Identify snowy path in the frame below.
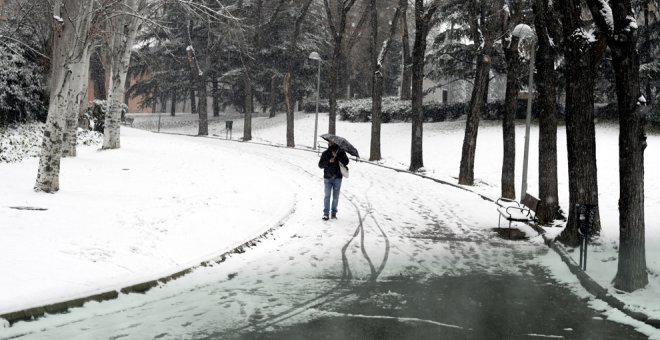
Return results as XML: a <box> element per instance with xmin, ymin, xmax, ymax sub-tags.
<box><xmin>2</xmin><ymin>137</ymin><xmax>647</xmax><ymax>340</ymax></box>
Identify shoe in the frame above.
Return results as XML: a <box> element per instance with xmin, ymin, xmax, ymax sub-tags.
<box><xmin>322</xmin><ymin>215</ymin><xmax>329</xmax><ymax>221</ymax></box>
<box><xmin>331</xmin><ymin>214</ymin><xmax>337</xmax><ymax>219</ymax></box>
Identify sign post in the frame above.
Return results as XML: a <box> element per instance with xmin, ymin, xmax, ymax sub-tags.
<box><xmin>576</xmin><ymin>203</ymin><xmax>597</xmax><ymax>271</ymax></box>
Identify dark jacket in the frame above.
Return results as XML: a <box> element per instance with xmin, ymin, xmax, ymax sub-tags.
<box><xmin>318</xmin><ymin>148</ymin><xmax>349</xmax><ymax>179</ymax></box>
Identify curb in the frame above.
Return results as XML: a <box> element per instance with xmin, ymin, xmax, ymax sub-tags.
<box><xmin>542</xmin><ymin>235</ymin><xmax>660</xmax><ymax>329</ymax></box>
<box><xmin>0</xmin><ymin>201</ymin><xmax>297</xmax><ymax>326</ymax></box>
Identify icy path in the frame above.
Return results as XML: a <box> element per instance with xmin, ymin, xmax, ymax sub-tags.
<box><xmin>3</xmin><ymin>138</ymin><xmax>647</xmax><ymax>340</ymax></box>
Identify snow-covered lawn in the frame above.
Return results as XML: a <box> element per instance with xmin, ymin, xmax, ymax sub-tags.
<box><xmin>0</xmin><ymin>127</ymin><xmax>299</xmax><ymax>316</ymax></box>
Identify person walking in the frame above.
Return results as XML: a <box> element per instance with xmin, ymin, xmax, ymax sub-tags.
<box><xmin>318</xmin><ymin>142</ymin><xmax>349</xmax><ymax>220</ymax></box>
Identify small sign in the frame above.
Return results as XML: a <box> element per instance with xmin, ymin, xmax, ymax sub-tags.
<box><xmin>576</xmin><ymin>204</ymin><xmax>597</xmax><ymax>236</ymax></box>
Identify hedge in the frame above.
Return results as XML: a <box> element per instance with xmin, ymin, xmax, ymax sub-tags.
<box><xmin>333</xmin><ymin>97</ymin><xmax>560</xmax><ymax>123</ymax></box>
<box><xmin>304</xmin><ymin>96</ymin><xmax>659</xmax><ymax>126</ymax></box>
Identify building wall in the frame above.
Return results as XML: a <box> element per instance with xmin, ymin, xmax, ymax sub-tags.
<box><xmin>86</xmin><ymin>71</ymin><xmax>152</xmax><ymax>113</ymax></box>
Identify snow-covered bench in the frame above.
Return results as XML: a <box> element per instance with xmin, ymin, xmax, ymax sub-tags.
<box><xmin>121</xmin><ymin>116</ymin><xmax>134</xmax><ymax>127</ymax></box>
<box><xmin>497</xmin><ymin>193</ymin><xmax>540</xmax><ymax>231</ymax></box>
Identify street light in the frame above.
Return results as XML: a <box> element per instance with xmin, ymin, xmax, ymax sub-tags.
<box><xmin>309</xmin><ymin>51</ymin><xmax>321</xmax><ymax>150</ymax></box>
<box><xmin>512</xmin><ymin>24</ymin><xmax>536</xmax><ymax>199</ymax></box>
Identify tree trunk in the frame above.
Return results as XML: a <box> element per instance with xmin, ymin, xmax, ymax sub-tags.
<box><xmin>459</xmin><ymin>53</ymin><xmax>492</xmax><ymax>184</ymax></box>
<box><xmin>371</xmin><ymin>74</ymin><xmax>383</xmax><ymax>161</ymax></box>
<box><xmin>197</xmin><ymin>81</ymin><xmax>208</xmax><ymax>135</ymax></box>
<box><xmin>151</xmin><ymin>95</ymin><xmax>156</xmax><ymax>114</ymax></box>
<box><xmin>409</xmin><ymin>0</ymin><xmax>437</xmax><ymax>172</ymax></box>
<box><xmin>284</xmin><ymin>72</ymin><xmax>294</xmax><ymax>147</ymax></box>
<box><xmin>90</xmin><ymin>49</ymin><xmax>106</xmax><ymax>100</ymax></box>
<box><xmin>170</xmin><ymin>91</ymin><xmax>176</xmax><ymax>116</ymax></box>
<box><xmin>399</xmin><ymin>0</ymin><xmax>412</xmax><ymax>101</ymax></box>
<box><xmin>643</xmin><ymin>7</ymin><xmax>653</xmax><ymax>107</ymax></box>
<box><xmin>323</xmin><ymin>0</ymin><xmax>358</xmax><ymax>136</ymax></box>
<box><xmin>281</xmin><ymin>0</ymin><xmax>313</xmax><ymax>147</ymax></box>
<box><xmin>124</xmin><ymin>79</ymin><xmax>130</xmax><ymax>106</ymax></box>
<box><xmin>284</xmin><ymin>71</ymin><xmax>294</xmax><ymax>146</ymax></box>
<box><xmin>534</xmin><ymin>0</ymin><xmax>560</xmax><ymax>223</ymax></box>
<box><xmin>269</xmin><ymin>75</ymin><xmax>277</xmax><ymax>118</ymax></box>
<box><xmin>372</xmin><ymin>3</ymin><xmax>403</xmax><ymax>162</ymax></box>
<box><xmin>189</xmin><ymin>89</ymin><xmax>197</xmax><ymax>114</ymax></box>
<box><xmin>103</xmin><ymin>0</ymin><xmax>142</xmax><ymax>150</ymax></box>
<box><xmin>557</xmin><ymin>0</ymin><xmax>604</xmax><ymax>246</ymax></box>
<box><xmin>35</xmin><ymin>0</ymin><xmax>95</xmax><ymax>193</ymax></box>
<box><xmin>63</xmin><ymin>57</ymin><xmax>90</xmax><ymax>158</ymax></box>
<box><xmin>160</xmin><ymin>94</ymin><xmax>167</xmax><ymax>112</ymax></box>
<box><xmin>500</xmin><ymin>36</ymin><xmax>521</xmax><ymax>199</ymax></box>
<box><xmin>212</xmin><ymin>77</ymin><xmax>220</xmax><ymax>117</ymax></box>
<box><xmin>243</xmin><ymin>71</ymin><xmax>253</xmax><ymax>141</ymax></box>
<box><xmin>328</xmin><ymin>43</ymin><xmax>341</xmax><ymax>135</ymax></box>
<box><xmin>607</xmin><ymin>0</ymin><xmax>648</xmax><ymax>292</ymax></box>
<box><xmin>458</xmin><ymin>0</ymin><xmax>501</xmax><ymax>185</ymax></box>
<box><xmin>369</xmin><ymin>0</ymin><xmax>380</xmax><ymax>161</ymax></box>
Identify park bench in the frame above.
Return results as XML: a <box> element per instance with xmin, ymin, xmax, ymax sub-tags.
<box><xmin>121</xmin><ymin>116</ymin><xmax>134</xmax><ymax>127</ymax></box>
<box><xmin>497</xmin><ymin>193</ymin><xmax>540</xmax><ymax>232</ymax></box>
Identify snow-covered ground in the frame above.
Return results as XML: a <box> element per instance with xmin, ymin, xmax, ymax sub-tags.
<box><xmin>0</xmin><ymin>111</ymin><xmax>658</xmax><ymax>336</ymax></box>
<box><xmin>0</xmin><ymin>127</ymin><xmax>298</xmax><ymax>316</ymax></box>
<box><xmin>136</xmin><ymin>111</ymin><xmax>660</xmax><ymax>322</ymax></box>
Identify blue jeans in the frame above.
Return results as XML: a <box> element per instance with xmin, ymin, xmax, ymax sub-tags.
<box><xmin>324</xmin><ymin>178</ymin><xmax>342</xmax><ymax>215</ymax></box>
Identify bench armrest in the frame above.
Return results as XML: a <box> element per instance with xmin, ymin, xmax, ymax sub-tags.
<box><xmin>505</xmin><ymin>206</ymin><xmax>532</xmax><ymax>216</ymax></box>
<box><xmin>497</xmin><ymin>197</ymin><xmax>520</xmax><ymax>208</ymax></box>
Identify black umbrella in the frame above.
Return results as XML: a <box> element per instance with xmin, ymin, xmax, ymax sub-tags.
<box><xmin>321</xmin><ymin>133</ymin><xmax>360</xmax><ymax>158</ymax></box>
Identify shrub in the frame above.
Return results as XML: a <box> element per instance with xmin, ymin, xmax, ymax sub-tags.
<box><xmin>84</xmin><ymin>100</ymin><xmax>128</xmax><ymax>132</ymax></box>
<box><xmin>337</xmin><ymin>97</ymin><xmax>518</xmax><ymax>123</ymax></box>
<box><xmin>594</xmin><ymin>103</ymin><xmax>619</xmax><ymax>120</ymax></box>
<box><xmin>650</xmin><ymin>95</ymin><xmax>660</xmax><ymax>127</ymax></box>
<box><xmin>0</xmin><ymin>44</ymin><xmax>48</xmax><ymax>127</ymax></box>
<box><xmin>0</xmin><ymin>122</ymin><xmax>102</xmax><ymax>163</ymax></box>
<box><xmin>302</xmin><ymin>100</ymin><xmax>329</xmax><ymax>113</ymax></box>
<box><xmin>321</xmin><ymin>96</ymin><xmax>567</xmax><ymax>123</ymax></box>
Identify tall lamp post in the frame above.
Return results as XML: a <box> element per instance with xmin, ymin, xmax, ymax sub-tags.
<box><xmin>513</xmin><ymin>24</ymin><xmax>536</xmax><ymax>199</ymax></box>
<box><xmin>309</xmin><ymin>51</ymin><xmax>322</xmax><ymax>150</ymax></box>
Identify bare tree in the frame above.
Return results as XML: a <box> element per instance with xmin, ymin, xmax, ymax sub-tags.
<box><xmin>324</xmin><ymin>0</ymin><xmax>359</xmax><ymax>135</ymax></box>
<box><xmin>458</xmin><ymin>0</ymin><xmax>506</xmax><ymax>185</ymax></box>
<box><xmin>283</xmin><ymin>0</ymin><xmax>314</xmax><ymax>148</ymax></box>
<box><xmin>185</xmin><ymin>16</ymin><xmax>209</xmax><ymax>136</ymax></box>
<box><xmin>399</xmin><ymin>0</ymin><xmax>412</xmax><ymax>100</ymax></box>
<box><xmin>35</xmin><ymin>0</ymin><xmax>96</xmax><ymax>192</ymax></box>
<box><xmin>369</xmin><ymin>0</ymin><xmax>403</xmax><ymax>161</ymax></box>
<box><xmin>103</xmin><ymin>0</ymin><xmax>146</xmax><ymax>149</ymax></box>
<box><xmin>62</xmin><ymin>51</ymin><xmax>90</xmax><ymax>157</ymax></box>
<box><xmin>409</xmin><ymin>0</ymin><xmax>438</xmax><ymax>172</ymax></box>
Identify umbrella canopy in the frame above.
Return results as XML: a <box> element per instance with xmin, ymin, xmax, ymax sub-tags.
<box><xmin>321</xmin><ymin>134</ymin><xmax>359</xmax><ymax>158</ymax></box>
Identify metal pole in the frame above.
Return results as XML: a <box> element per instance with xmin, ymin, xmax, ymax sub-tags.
<box><xmin>521</xmin><ymin>40</ymin><xmax>536</xmax><ymax>199</ymax></box>
<box><xmin>157</xmin><ymin>111</ymin><xmax>161</xmax><ymax>133</ymax></box>
<box><xmin>584</xmin><ymin>238</ymin><xmax>588</xmax><ymax>271</ymax></box>
<box><xmin>313</xmin><ymin>59</ymin><xmax>321</xmax><ymax>150</ymax></box>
